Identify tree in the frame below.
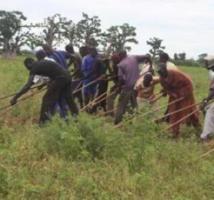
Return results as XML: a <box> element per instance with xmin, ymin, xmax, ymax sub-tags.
<box><xmin>197</xmin><ymin>53</ymin><xmax>207</xmax><ymax>65</ymax></box>
<box><xmin>10</xmin><ymin>29</ymin><xmax>32</xmax><ymax>54</ymax></box>
<box><xmin>198</xmin><ymin>53</ymin><xmax>207</xmax><ymax>61</ymax></box>
<box><xmin>101</xmin><ymin>23</ymin><xmax>138</xmax><ymax>54</ymax></box>
<box><xmin>40</xmin><ymin>14</ymin><xmax>71</xmax><ymax>47</ymax></box>
<box><xmin>146</xmin><ymin>37</ymin><xmax>165</xmax><ymax>60</ymax></box>
<box><xmin>178</xmin><ymin>53</ymin><xmax>186</xmax><ymax>61</ymax></box>
<box><xmin>75</xmin><ymin>13</ymin><xmax>102</xmax><ymax>47</ymax></box>
<box><xmin>173</xmin><ymin>52</ymin><xmax>186</xmax><ymax>61</ymax></box>
<box><xmin>61</xmin><ymin>20</ymin><xmax>78</xmax><ymax>46</ymax></box>
<box><xmin>0</xmin><ymin>10</ymin><xmax>27</xmax><ymax>55</ymax></box>
<box><xmin>25</xmin><ymin>33</ymin><xmax>43</xmax><ymax>51</ymax></box>
<box><xmin>174</xmin><ymin>53</ymin><xmax>178</xmax><ymax>60</ymax></box>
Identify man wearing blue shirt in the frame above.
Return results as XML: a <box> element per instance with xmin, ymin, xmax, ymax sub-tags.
<box><xmin>42</xmin><ymin>44</ymin><xmax>71</xmax><ymax>70</ymax></box>
<box><xmin>81</xmin><ymin>48</ymin><xmax>99</xmax><ymax>111</ymax></box>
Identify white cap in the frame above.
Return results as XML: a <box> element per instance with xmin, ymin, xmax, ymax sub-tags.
<box><xmin>204</xmin><ymin>55</ymin><xmax>214</xmax><ymax>69</ymax></box>
<box><xmin>204</xmin><ymin>55</ymin><xmax>214</xmax><ymax>61</ymax></box>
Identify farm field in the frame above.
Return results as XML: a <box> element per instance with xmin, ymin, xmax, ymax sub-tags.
<box><xmin>0</xmin><ymin>57</ymin><xmax>213</xmax><ymax>200</ymax></box>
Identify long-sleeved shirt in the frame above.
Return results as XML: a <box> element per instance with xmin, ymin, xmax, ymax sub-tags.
<box><xmin>117</xmin><ymin>56</ymin><xmax>140</xmax><ymax>89</ymax></box>
<box><xmin>48</xmin><ymin>50</ymin><xmax>71</xmax><ymax>69</ymax></box>
<box><xmin>210</xmin><ymin>80</ymin><xmax>214</xmax><ymax>90</ymax></box>
<box><xmin>81</xmin><ymin>55</ymin><xmax>97</xmax><ymax>83</ymax></box>
<box><xmin>13</xmin><ymin>60</ymin><xmax>70</xmax><ymax>101</ymax></box>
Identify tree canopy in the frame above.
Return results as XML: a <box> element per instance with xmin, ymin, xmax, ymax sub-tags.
<box><xmin>0</xmin><ymin>10</ymin><xmax>27</xmax><ymax>55</ymax></box>
<box><xmin>101</xmin><ymin>23</ymin><xmax>138</xmax><ymax>54</ymax></box>
<box><xmin>0</xmin><ymin>10</ymin><xmax>140</xmax><ymax>56</ymax></box>
<box><xmin>146</xmin><ymin>37</ymin><xmax>165</xmax><ymax>60</ymax></box>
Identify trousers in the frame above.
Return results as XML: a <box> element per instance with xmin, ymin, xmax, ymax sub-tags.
<box><xmin>114</xmin><ymin>88</ymin><xmax>137</xmax><ymax>124</ymax></box>
<box><xmin>201</xmin><ymin>102</ymin><xmax>214</xmax><ymax>139</ymax></box>
<box><xmin>39</xmin><ymin>77</ymin><xmax>78</xmax><ymax>124</ymax></box>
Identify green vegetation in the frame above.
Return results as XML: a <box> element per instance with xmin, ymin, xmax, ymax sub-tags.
<box><xmin>0</xmin><ymin>57</ymin><xmax>213</xmax><ymax>199</ymax></box>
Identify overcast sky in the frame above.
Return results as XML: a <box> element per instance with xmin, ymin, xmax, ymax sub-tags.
<box><xmin>1</xmin><ymin>0</ymin><xmax>214</xmax><ymax>58</ymax></box>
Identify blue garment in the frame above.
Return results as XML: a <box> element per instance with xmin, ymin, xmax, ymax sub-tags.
<box><xmin>81</xmin><ymin>55</ymin><xmax>97</xmax><ymax>96</ymax></box>
<box><xmin>48</xmin><ymin>50</ymin><xmax>71</xmax><ymax>69</ymax></box>
<box><xmin>47</xmin><ymin>50</ymin><xmax>71</xmax><ymax>118</ymax></box>
<box><xmin>81</xmin><ymin>55</ymin><xmax>96</xmax><ymax>80</ymax></box>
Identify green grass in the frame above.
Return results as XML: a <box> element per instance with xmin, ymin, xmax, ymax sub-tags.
<box><xmin>0</xmin><ymin>58</ymin><xmax>213</xmax><ymax>200</ymax></box>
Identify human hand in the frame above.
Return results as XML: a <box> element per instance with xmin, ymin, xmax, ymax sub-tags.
<box><xmin>10</xmin><ymin>97</ymin><xmax>17</xmax><ymax>105</ymax></box>
<box><xmin>200</xmin><ymin>99</ymin><xmax>208</xmax><ymax>111</ymax></box>
<box><xmin>161</xmin><ymin>89</ymin><xmax>167</xmax><ymax>97</ymax></box>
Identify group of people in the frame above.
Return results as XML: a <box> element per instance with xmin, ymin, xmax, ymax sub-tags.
<box><xmin>9</xmin><ymin>44</ymin><xmax>214</xmax><ymax>141</ymax></box>
<box><xmin>10</xmin><ymin>45</ymin><xmax>110</xmax><ymax>123</ymax></box>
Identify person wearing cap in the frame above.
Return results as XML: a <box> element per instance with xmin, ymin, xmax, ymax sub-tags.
<box><xmin>200</xmin><ymin>55</ymin><xmax>214</xmax><ymax>141</ymax></box>
<box><xmin>157</xmin><ymin>63</ymin><xmax>200</xmax><ymax>137</ymax></box>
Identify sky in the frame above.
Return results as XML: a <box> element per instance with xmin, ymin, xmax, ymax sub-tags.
<box><xmin>1</xmin><ymin>0</ymin><xmax>214</xmax><ymax>58</ymax></box>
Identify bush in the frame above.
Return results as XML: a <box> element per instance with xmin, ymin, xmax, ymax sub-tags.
<box><xmin>38</xmin><ymin>117</ymin><xmax>88</xmax><ymax>160</ymax></box>
<box><xmin>38</xmin><ymin>114</ymin><xmax>126</xmax><ymax>161</ymax></box>
<box><xmin>0</xmin><ymin>168</ymin><xmax>8</xmax><ymax>198</ymax></box>
<box><xmin>173</xmin><ymin>59</ymin><xmax>200</xmax><ymax>67</ymax></box>
<box><xmin>74</xmin><ymin>176</ymin><xmax>100</xmax><ymax>199</ymax></box>
<box><xmin>0</xmin><ymin>56</ymin><xmax>213</xmax><ymax>199</ymax></box>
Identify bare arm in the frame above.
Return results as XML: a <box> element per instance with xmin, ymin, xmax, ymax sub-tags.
<box><xmin>205</xmin><ymin>88</ymin><xmax>214</xmax><ymax>102</ymax></box>
<box><xmin>152</xmin><ymin>76</ymin><xmax>160</xmax><ymax>85</ymax></box>
<box><xmin>200</xmin><ymin>88</ymin><xmax>214</xmax><ymax>110</ymax></box>
<box><xmin>10</xmin><ymin>75</ymin><xmax>34</xmax><ymax>105</ymax></box>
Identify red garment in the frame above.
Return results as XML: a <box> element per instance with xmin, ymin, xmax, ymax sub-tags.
<box><xmin>160</xmin><ymin>69</ymin><xmax>199</xmax><ymax>136</ymax></box>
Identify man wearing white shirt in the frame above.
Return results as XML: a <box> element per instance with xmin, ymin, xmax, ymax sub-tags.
<box><xmin>200</xmin><ymin>55</ymin><xmax>214</xmax><ymax>141</ymax></box>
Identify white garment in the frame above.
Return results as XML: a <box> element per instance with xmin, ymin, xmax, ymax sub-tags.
<box><xmin>154</xmin><ymin>61</ymin><xmax>178</xmax><ymax>72</ymax></box>
<box><xmin>204</xmin><ymin>55</ymin><xmax>214</xmax><ymax>69</ymax></box>
<box><xmin>44</xmin><ymin>57</ymin><xmax>56</xmax><ymax>62</ymax></box>
<box><xmin>140</xmin><ymin>63</ymin><xmax>151</xmax><ymax>76</ymax></box>
<box><xmin>135</xmin><ymin>75</ymin><xmax>145</xmax><ymax>90</ymax></box>
<box><xmin>200</xmin><ymin>102</ymin><xmax>214</xmax><ymax>139</ymax></box>
<box><xmin>33</xmin><ymin>75</ymin><xmax>50</xmax><ymax>84</ymax></box>
<box><xmin>135</xmin><ymin>63</ymin><xmax>152</xmax><ymax>90</ymax></box>
<box><xmin>208</xmin><ymin>70</ymin><xmax>214</xmax><ymax>81</ymax></box>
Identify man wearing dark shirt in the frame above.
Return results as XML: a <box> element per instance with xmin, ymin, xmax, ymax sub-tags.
<box><xmin>42</xmin><ymin>44</ymin><xmax>73</xmax><ymax>118</ymax></box>
<box><xmin>65</xmin><ymin>44</ymin><xmax>84</xmax><ymax>108</ymax></box>
<box><xmin>10</xmin><ymin>58</ymin><xmax>78</xmax><ymax>124</ymax></box>
<box><xmin>93</xmin><ymin>57</ymin><xmax>109</xmax><ymax>112</ymax></box>
<box><xmin>106</xmin><ymin>53</ymin><xmax>122</xmax><ymax>116</ymax></box>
